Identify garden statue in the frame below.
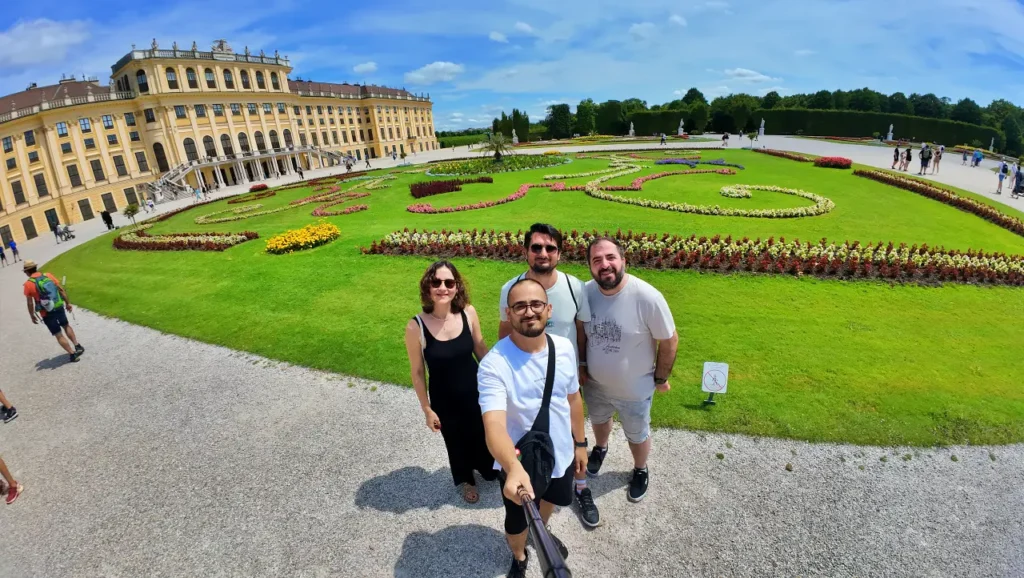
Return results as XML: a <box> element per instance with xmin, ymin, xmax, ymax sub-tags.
<box><xmin>172</xmin><ymin>41</ymin><xmax>178</xmax><ymax>51</ymax></box>
<box><xmin>192</xmin><ymin>41</ymin><xmax>198</xmax><ymax>51</ymax></box>
<box><xmin>758</xmin><ymin>118</ymin><xmax>765</xmax><ymax>137</ymax></box>
<box><xmin>245</xmin><ymin>46</ymin><xmax>251</xmax><ymax>57</ymax></box>
<box><xmin>512</xmin><ymin>129</ymin><xmax>519</xmax><ymax>145</ymax></box>
<box><xmin>887</xmin><ymin>124</ymin><xmax>894</xmax><ymax>141</ymax></box>
<box><xmin>677</xmin><ymin>118</ymin><xmax>685</xmax><ymax>136</ymax></box>
<box><xmin>628</xmin><ymin>122</ymin><xmax>635</xmax><ymax>137</ymax></box>
<box><xmin>990</xmin><ymin>137</ymin><xmax>995</xmax><ymax>152</ymax></box>
<box><xmin>151</xmin><ymin>38</ymin><xmax>158</xmax><ymax>50</ymax></box>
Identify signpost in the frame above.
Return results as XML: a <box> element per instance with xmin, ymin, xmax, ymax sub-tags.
<box><xmin>701</xmin><ymin>362</ymin><xmax>729</xmax><ymax>405</ymax></box>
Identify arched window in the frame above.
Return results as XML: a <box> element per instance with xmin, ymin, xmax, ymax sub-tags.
<box><xmin>255</xmin><ymin>71</ymin><xmax>266</xmax><ymax>89</ymax></box>
<box><xmin>254</xmin><ymin>131</ymin><xmax>267</xmax><ymax>152</ymax></box>
<box><xmin>153</xmin><ymin>142</ymin><xmax>170</xmax><ymax>172</ymax></box>
<box><xmin>136</xmin><ymin>70</ymin><xmax>149</xmax><ymax>93</ymax></box>
<box><xmin>121</xmin><ymin>75</ymin><xmax>129</xmax><ymax>93</ymax></box>
<box><xmin>283</xmin><ymin>129</ymin><xmax>293</xmax><ymax>147</ymax></box>
<box><xmin>203</xmin><ymin>136</ymin><xmax>217</xmax><ymax>158</ymax></box>
<box><xmin>270</xmin><ymin>72</ymin><xmax>280</xmax><ymax>90</ymax></box>
<box><xmin>220</xmin><ymin>134</ymin><xmax>234</xmax><ymax>156</ymax></box>
<box><xmin>223</xmin><ymin>70</ymin><xmax>234</xmax><ymax>89</ymax></box>
<box><xmin>183</xmin><ymin>138</ymin><xmax>199</xmax><ymax>161</ymax></box>
<box><xmin>166</xmin><ymin>68</ymin><xmax>179</xmax><ymax>90</ymax></box>
<box><xmin>186</xmin><ymin>68</ymin><xmax>198</xmax><ymax>89</ymax></box>
<box><xmin>269</xmin><ymin>130</ymin><xmax>280</xmax><ymax>149</ymax></box>
<box><xmin>240</xmin><ymin>70</ymin><xmax>251</xmax><ymax>89</ymax></box>
<box><xmin>205</xmin><ymin>68</ymin><xmax>216</xmax><ymax>89</ymax></box>
<box><xmin>238</xmin><ymin>132</ymin><xmax>250</xmax><ymax>152</ymax></box>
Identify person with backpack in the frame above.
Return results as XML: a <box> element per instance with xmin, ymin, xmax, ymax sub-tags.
<box><xmin>496</xmin><ymin>223</ymin><xmax>598</xmax><ymax>527</ymax></box>
<box><xmin>8</xmin><ymin>239</ymin><xmax>20</xmax><ymax>262</ymax></box>
<box><xmin>403</xmin><ymin>260</ymin><xmax>496</xmax><ymax>504</ymax></box>
<box><xmin>892</xmin><ymin>145</ymin><xmax>900</xmax><ymax>169</ymax></box>
<box><xmin>998</xmin><ymin>161</ymin><xmax>1009</xmax><ymax>194</ymax></box>
<box><xmin>479</xmin><ymin>277</ymin><xmax>586</xmax><ymax>578</ymax></box>
<box><xmin>22</xmin><ymin>260</ymin><xmax>85</xmax><ymax>363</ymax></box>
<box><xmin>918</xmin><ymin>144</ymin><xmax>933</xmax><ymax>175</ymax></box>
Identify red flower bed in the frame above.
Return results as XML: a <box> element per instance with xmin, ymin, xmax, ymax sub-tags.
<box><xmin>228</xmin><ymin>190</ymin><xmax>276</xmax><ymax>204</ymax></box>
<box><xmin>751</xmin><ymin>149</ymin><xmax>812</xmax><ymax>162</ymax></box>
<box><xmin>364</xmin><ymin>228</ymin><xmax>1024</xmax><ymax>287</ymax></box>
<box><xmin>311</xmin><ymin>192</ymin><xmax>371</xmax><ymax>216</ymax></box>
<box><xmin>409</xmin><ymin>177</ymin><xmax>494</xmax><ymax>199</ymax></box>
<box><xmin>854</xmin><ymin>170</ymin><xmax>1024</xmax><ymax>238</ymax></box>
<box><xmin>814</xmin><ymin>156</ymin><xmax>853</xmax><ymax>169</ymax></box>
<box><xmin>407</xmin><ymin>182</ymin><xmax>565</xmax><ymax>214</ymax></box>
<box><xmin>249</xmin><ymin>184</ymin><xmax>269</xmax><ymax>192</ymax></box>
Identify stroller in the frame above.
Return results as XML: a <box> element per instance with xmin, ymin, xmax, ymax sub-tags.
<box><xmin>57</xmin><ymin>224</ymin><xmax>76</xmax><ymax>241</ymax></box>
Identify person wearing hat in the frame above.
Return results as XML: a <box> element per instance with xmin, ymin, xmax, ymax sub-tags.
<box><xmin>22</xmin><ymin>260</ymin><xmax>85</xmax><ymax>363</ymax></box>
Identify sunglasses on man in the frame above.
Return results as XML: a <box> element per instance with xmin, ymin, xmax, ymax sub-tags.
<box><xmin>530</xmin><ymin>243</ymin><xmax>559</xmax><ymax>254</ymax></box>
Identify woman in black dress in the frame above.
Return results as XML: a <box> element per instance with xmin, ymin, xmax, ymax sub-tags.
<box><xmin>404</xmin><ymin>260</ymin><xmax>497</xmax><ymax>503</ymax></box>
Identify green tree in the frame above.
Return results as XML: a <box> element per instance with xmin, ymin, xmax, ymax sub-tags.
<box><xmin>888</xmin><ymin>92</ymin><xmax>913</xmax><ymax>115</ymax></box>
<box><xmin>682</xmin><ymin>88</ymin><xmax>707</xmax><ymax>106</ymax></box>
<box><xmin>689</xmin><ymin>102</ymin><xmax>709</xmax><ymax>132</ymax></box>
<box><xmin>1002</xmin><ymin>115</ymin><xmax>1022</xmax><ymax>157</ymax></box>
<box><xmin>574</xmin><ymin>98</ymin><xmax>597</xmax><ymax>135</ymax></box>
<box><xmin>546</xmin><ymin>104</ymin><xmax>573</xmax><ymax>139</ymax></box>
<box><xmin>909</xmin><ymin>93</ymin><xmax>945</xmax><ymax>118</ymax></box>
<box><xmin>478</xmin><ymin>133</ymin><xmax>513</xmax><ymax>160</ymax></box>
<box><xmin>730</xmin><ymin>99</ymin><xmax>754</xmax><ymax>133</ymax></box>
<box><xmin>595</xmin><ymin>100</ymin><xmax>625</xmax><ymax>135</ymax></box>
<box><xmin>832</xmin><ymin>89</ymin><xmax>850</xmax><ymax>110</ymax></box>
<box><xmin>621</xmin><ymin>98</ymin><xmax>648</xmax><ymax>117</ymax></box>
<box><xmin>123</xmin><ymin>203</ymin><xmax>140</xmax><ymax>226</ymax></box>
<box><xmin>983</xmin><ymin>99</ymin><xmax>1017</xmax><ymax>128</ymax></box>
<box><xmin>515</xmin><ymin>110</ymin><xmax>530</xmax><ymax>143</ymax></box>
<box><xmin>847</xmin><ymin>88</ymin><xmax>882</xmax><ymax>112</ymax></box>
<box><xmin>761</xmin><ymin>91</ymin><xmax>781</xmax><ymax>110</ymax></box>
<box><xmin>950</xmin><ymin>98</ymin><xmax>983</xmax><ymax>125</ymax></box>
<box><xmin>807</xmin><ymin>90</ymin><xmax>833</xmax><ymax>109</ymax></box>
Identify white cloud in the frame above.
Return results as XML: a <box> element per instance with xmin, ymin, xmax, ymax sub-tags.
<box><xmin>450</xmin><ymin>112</ymin><xmax>464</xmax><ymax>118</ymax></box>
<box><xmin>404</xmin><ymin>61</ymin><xmax>465</xmax><ymax>85</ymax></box>
<box><xmin>629</xmin><ymin>22</ymin><xmax>656</xmax><ymax>41</ymax></box>
<box><xmin>0</xmin><ymin>19</ymin><xmax>91</xmax><ymax>68</ymax></box>
<box><xmin>723</xmin><ymin>68</ymin><xmax>780</xmax><ymax>83</ymax></box>
<box><xmin>669</xmin><ymin>14</ymin><xmax>688</xmax><ymax>27</ymax></box>
<box><xmin>701</xmin><ymin>85</ymin><xmax>732</xmax><ymax>99</ymax></box>
<box><xmin>489</xmin><ymin>31</ymin><xmax>508</xmax><ymax>43</ymax></box>
<box><xmin>514</xmin><ymin>21</ymin><xmax>536</xmax><ymax>35</ymax></box>
<box><xmin>352</xmin><ymin>61</ymin><xmax>377</xmax><ymax>74</ymax></box>
<box><xmin>794</xmin><ymin>49</ymin><xmax>815</xmax><ymax>56</ymax></box>
<box><xmin>757</xmin><ymin>85</ymin><xmax>787</xmax><ymax>96</ymax></box>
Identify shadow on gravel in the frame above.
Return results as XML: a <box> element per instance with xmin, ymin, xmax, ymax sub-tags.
<box><xmin>35</xmin><ymin>354</ymin><xmax>73</xmax><ymax>371</ymax></box>
<box><xmin>356</xmin><ymin>466</ymin><xmax>502</xmax><ymax>513</ymax></box>
<box><xmin>394</xmin><ymin>524</ymin><xmax>508</xmax><ymax>578</ymax></box>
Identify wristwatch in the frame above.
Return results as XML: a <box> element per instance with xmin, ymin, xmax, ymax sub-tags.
<box><xmin>574</xmin><ymin>438</ymin><xmax>588</xmax><ymax>448</ymax></box>
<box><xmin>654</xmin><ymin>377</ymin><xmax>668</xmax><ymax>385</ymax></box>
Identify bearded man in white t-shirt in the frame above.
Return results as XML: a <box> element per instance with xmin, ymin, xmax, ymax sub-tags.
<box><xmin>497</xmin><ymin>223</ymin><xmax>600</xmax><ymax>528</ymax></box>
<box><xmin>582</xmin><ymin>237</ymin><xmax>679</xmax><ymax>503</ymax></box>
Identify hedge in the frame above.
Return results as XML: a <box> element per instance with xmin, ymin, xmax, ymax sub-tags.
<box><xmin>756</xmin><ymin>109</ymin><xmax>1002</xmax><ymax>146</ymax></box>
<box><xmin>628</xmin><ymin>110</ymin><xmax>689</xmax><ymax>136</ymax></box>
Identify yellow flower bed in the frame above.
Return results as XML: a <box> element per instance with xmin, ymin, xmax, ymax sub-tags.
<box><xmin>265</xmin><ymin>221</ymin><xmax>341</xmax><ymax>255</ymax></box>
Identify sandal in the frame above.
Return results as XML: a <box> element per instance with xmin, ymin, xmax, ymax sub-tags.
<box><xmin>461</xmin><ymin>483</ymin><xmax>479</xmax><ymax>504</ymax></box>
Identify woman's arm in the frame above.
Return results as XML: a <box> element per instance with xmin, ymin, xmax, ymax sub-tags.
<box><xmin>405</xmin><ymin>319</ymin><xmax>440</xmax><ymax>431</ymax></box>
<box><xmin>465</xmin><ymin>305</ymin><xmax>490</xmax><ymax>361</ymax></box>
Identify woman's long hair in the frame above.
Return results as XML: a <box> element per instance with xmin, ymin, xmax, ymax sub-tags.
<box><xmin>419</xmin><ymin>260</ymin><xmax>470</xmax><ymax>314</ymax></box>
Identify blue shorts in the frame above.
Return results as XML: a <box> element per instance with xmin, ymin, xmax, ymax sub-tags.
<box><xmin>999</xmin><ymin>173</ymin><xmax>1006</xmax><ymax>182</ymax></box>
<box><xmin>42</xmin><ymin>308</ymin><xmax>69</xmax><ymax>336</ymax></box>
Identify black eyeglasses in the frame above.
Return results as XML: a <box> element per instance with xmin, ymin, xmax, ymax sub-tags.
<box><xmin>530</xmin><ymin>243</ymin><xmax>558</xmax><ymax>254</ymax></box>
<box><xmin>430</xmin><ymin>278</ymin><xmax>457</xmax><ymax>289</ymax></box>
<box><xmin>510</xmin><ymin>300</ymin><xmax>548</xmax><ymax>315</ymax></box>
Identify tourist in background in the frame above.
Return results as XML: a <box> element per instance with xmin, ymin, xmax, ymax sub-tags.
<box><xmin>0</xmin><ymin>244</ymin><xmax>7</xmax><ymax>267</ymax></box>
<box><xmin>962</xmin><ymin>150</ymin><xmax>968</xmax><ymax>165</ymax></box>
<box><xmin>931</xmin><ymin>146</ymin><xmax>942</xmax><ymax>174</ymax></box>
<box><xmin>892</xmin><ymin>145</ymin><xmax>900</xmax><ymax>169</ymax></box>
<box><xmin>997</xmin><ymin>160</ymin><xmax>1008</xmax><ymax>194</ymax></box>
<box><xmin>917</xmin><ymin>144</ymin><xmax>932</xmax><ymax>175</ymax></box>
<box><xmin>0</xmin><ymin>389</ymin><xmax>17</xmax><ymax>423</ymax></box>
<box><xmin>581</xmin><ymin>237</ymin><xmax>678</xmax><ymax>503</ymax></box>
<box><xmin>497</xmin><ymin>223</ymin><xmax>598</xmax><ymax>527</ymax></box>
<box><xmin>0</xmin><ymin>455</ymin><xmax>23</xmax><ymax>504</ymax></box>
<box><xmin>903</xmin><ymin>146</ymin><xmax>913</xmax><ymax>171</ymax></box>
<box><xmin>23</xmin><ymin>260</ymin><xmax>85</xmax><ymax>363</ymax></box>
<box><xmin>8</xmin><ymin>239</ymin><xmax>20</xmax><ymax>262</ymax></box>
<box><xmin>404</xmin><ymin>260</ymin><xmax>496</xmax><ymax>504</ymax></box>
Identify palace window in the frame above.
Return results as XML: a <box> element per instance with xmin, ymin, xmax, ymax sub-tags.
<box><xmin>256</xmin><ymin>71</ymin><xmax>266</xmax><ymax>89</ymax></box>
<box><xmin>125</xmin><ymin>112</ymin><xmax>136</xmax><ymax>126</ymax></box>
<box><xmin>56</xmin><ymin>122</ymin><xmax>68</xmax><ymax>136</ymax></box>
<box><xmin>135</xmin><ymin>152</ymin><xmax>149</xmax><ymax>172</ymax></box>
<box><xmin>240</xmin><ymin>71</ymin><xmax>251</xmax><ymax>89</ymax></box>
<box><xmin>24</xmin><ymin>130</ymin><xmax>36</xmax><ymax>145</ymax></box>
<box><xmin>67</xmin><ymin>164</ymin><xmax>82</xmax><ymax>187</ymax></box>
<box><xmin>174</xmin><ymin>106</ymin><xmax>187</xmax><ymax>119</ymax></box>
<box><xmin>90</xmin><ymin>159</ymin><xmax>105</xmax><ymax>181</ymax></box>
<box><xmin>223</xmin><ymin>70</ymin><xmax>234</xmax><ymax>89</ymax></box>
<box><xmin>79</xmin><ymin>118</ymin><xmax>92</xmax><ymax>133</ymax></box>
<box><xmin>144</xmin><ymin>109</ymin><xmax>156</xmax><ymax>123</ymax></box>
<box><xmin>166</xmin><ymin>68</ymin><xmax>179</xmax><ymax>90</ymax></box>
<box><xmin>195</xmin><ymin>104</ymin><xmax>207</xmax><ymax>118</ymax></box>
<box><xmin>270</xmin><ymin>73</ymin><xmax>280</xmax><ymax>90</ymax></box>
<box><xmin>186</xmin><ymin>68</ymin><xmax>198</xmax><ymax>89</ymax></box>
<box><xmin>206</xmin><ymin>68</ymin><xmax>217</xmax><ymax>89</ymax></box>
<box><xmin>113</xmin><ymin>155</ymin><xmax>128</xmax><ymax>176</ymax></box>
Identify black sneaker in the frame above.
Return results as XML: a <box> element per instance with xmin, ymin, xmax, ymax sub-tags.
<box><xmin>75</xmin><ymin>344</ymin><xmax>85</xmax><ymax>355</ymax></box>
<box><xmin>586</xmin><ymin>446</ymin><xmax>607</xmax><ymax>477</ymax></box>
<box><xmin>2</xmin><ymin>407</ymin><xmax>17</xmax><ymax>424</ymax></box>
<box><xmin>574</xmin><ymin>487</ymin><xmax>601</xmax><ymax>527</ymax></box>
<box><xmin>507</xmin><ymin>550</ymin><xmax>528</xmax><ymax>578</ymax></box>
<box><xmin>69</xmin><ymin>352</ymin><xmax>81</xmax><ymax>363</ymax></box>
<box><xmin>628</xmin><ymin>467</ymin><xmax>649</xmax><ymax>502</ymax></box>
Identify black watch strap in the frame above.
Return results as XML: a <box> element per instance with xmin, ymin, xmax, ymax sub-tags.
<box><xmin>575</xmin><ymin>438</ymin><xmax>588</xmax><ymax>448</ymax></box>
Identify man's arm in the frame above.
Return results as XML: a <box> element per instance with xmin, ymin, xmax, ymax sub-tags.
<box><xmin>567</xmin><ymin>390</ymin><xmax>587</xmax><ymax>475</ymax></box>
<box><xmin>575</xmin><ymin>319</ymin><xmax>587</xmax><ymax>384</ymax></box>
<box><xmin>482</xmin><ymin>410</ymin><xmax>533</xmax><ymax>503</ymax></box>
<box><xmin>52</xmin><ymin>276</ymin><xmax>73</xmax><ymax>311</ymax></box>
<box><xmin>25</xmin><ymin>296</ymin><xmax>38</xmax><ymax>323</ymax></box>
<box><xmin>653</xmin><ymin>332</ymin><xmax>679</xmax><ymax>389</ymax></box>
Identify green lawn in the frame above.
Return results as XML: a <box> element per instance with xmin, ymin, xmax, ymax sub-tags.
<box><xmin>46</xmin><ymin>150</ymin><xmax>1024</xmax><ymax>447</ymax></box>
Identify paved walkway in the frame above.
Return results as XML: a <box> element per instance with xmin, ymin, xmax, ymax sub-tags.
<box><xmin>0</xmin><ymin>140</ymin><xmax>1021</xmax><ymax>577</ymax></box>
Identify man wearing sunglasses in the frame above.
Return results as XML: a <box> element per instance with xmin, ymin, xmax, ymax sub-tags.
<box><xmin>479</xmin><ymin>278</ymin><xmax>587</xmax><ymax>578</ymax></box>
<box><xmin>497</xmin><ymin>223</ymin><xmax>599</xmax><ymax>528</ymax></box>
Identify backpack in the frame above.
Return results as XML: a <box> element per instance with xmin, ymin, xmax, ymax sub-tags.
<box><xmin>1002</xmin><ymin>164</ymin><xmax>1009</xmax><ymax>175</ymax></box>
<box><xmin>32</xmin><ymin>275</ymin><xmax>63</xmax><ymax>313</ymax></box>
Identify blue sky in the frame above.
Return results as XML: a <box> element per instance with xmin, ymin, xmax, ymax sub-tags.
<box><xmin>1</xmin><ymin>0</ymin><xmax>1021</xmax><ymax>131</ymax></box>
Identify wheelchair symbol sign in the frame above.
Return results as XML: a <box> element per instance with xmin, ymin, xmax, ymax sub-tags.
<box><xmin>702</xmin><ymin>362</ymin><xmax>729</xmax><ymax>393</ymax></box>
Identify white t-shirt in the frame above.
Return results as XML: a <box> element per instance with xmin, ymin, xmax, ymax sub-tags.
<box><xmin>584</xmin><ymin>275</ymin><xmax>676</xmax><ymax>401</ymax></box>
<box><xmin>478</xmin><ymin>334</ymin><xmax>580</xmax><ymax>477</ymax></box>
<box><xmin>499</xmin><ymin>271</ymin><xmax>589</xmax><ymax>358</ymax></box>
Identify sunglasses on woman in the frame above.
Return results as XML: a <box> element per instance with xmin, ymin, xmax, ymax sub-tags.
<box><xmin>430</xmin><ymin>278</ymin><xmax>457</xmax><ymax>289</ymax></box>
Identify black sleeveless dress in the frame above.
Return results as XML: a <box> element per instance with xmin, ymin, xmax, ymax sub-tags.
<box><xmin>419</xmin><ymin>310</ymin><xmax>498</xmax><ymax>487</ymax></box>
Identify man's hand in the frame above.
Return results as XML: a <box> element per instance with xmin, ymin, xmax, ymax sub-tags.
<box><xmin>65</xmin><ymin>303</ymin><xmax>73</xmax><ymax>313</ymax></box>
<box><xmin>578</xmin><ymin>364</ymin><xmax>587</xmax><ymax>387</ymax></box>
<box><xmin>655</xmin><ymin>380</ymin><xmax>671</xmax><ymax>393</ymax></box>
<box><xmin>503</xmin><ymin>463</ymin><xmax>534</xmax><ymax>505</ymax></box>
<box><xmin>574</xmin><ymin>446</ymin><xmax>588</xmax><ymax>477</ymax></box>
<box><xmin>30</xmin><ymin>315</ymin><xmax>39</xmax><ymax>325</ymax></box>
<box><xmin>423</xmin><ymin>408</ymin><xmax>441</xmax><ymax>432</ymax></box>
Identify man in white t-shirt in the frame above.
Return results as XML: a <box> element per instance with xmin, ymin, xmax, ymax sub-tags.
<box><xmin>582</xmin><ymin>237</ymin><xmax>678</xmax><ymax>503</ymax></box>
<box><xmin>479</xmin><ymin>278</ymin><xmax>587</xmax><ymax>578</ymax></box>
<box><xmin>497</xmin><ymin>223</ymin><xmax>599</xmax><ymax>527</ymax></box>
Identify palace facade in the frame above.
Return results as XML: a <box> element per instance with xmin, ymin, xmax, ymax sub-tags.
<box><xmin>0</xmin><ymin>39</ymin><xmax>438</xmax><ymax>244</ymax></box>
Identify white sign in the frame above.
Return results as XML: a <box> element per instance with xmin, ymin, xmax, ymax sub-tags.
<box><xmin>702</xmin><ymin>362</ymin><xmax>729</xmax><ymax>394</ymax></box>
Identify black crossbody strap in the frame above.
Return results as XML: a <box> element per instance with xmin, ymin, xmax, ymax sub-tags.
<box><xmin>564</xmin><ymin>273</ymin><xmax>579</xmax><ymax>314</ymax></box>
<box><xmin>530</xmin><ymin>334</ymin><xmax>557</xmax><ymax>434</ymax></box>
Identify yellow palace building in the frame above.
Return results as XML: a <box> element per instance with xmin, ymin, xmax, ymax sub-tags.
<box><xmin>0</xmin><ymin>39</ymin><xmax>438</xmax><ymax>244</ymax></box>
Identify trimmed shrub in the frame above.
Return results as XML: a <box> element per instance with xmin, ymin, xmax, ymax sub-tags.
<box><xmin>814</xmin><ymin>156</ymin><xmax>853</xmax><ymax>169</ymax></box>
<box><xmin>249</xmin><ymin>183</ymin><xmax>269</xmax><ymax>192</ymax></box>
<box><xmin>757</xmin><ymin>109</ymin><xmax>1001</xmax><ymax>146</ymax></box>
<box><xmin>409</xmin><ymin>177</ymin><xmax>494</xmax><ymax>199</ymax></box>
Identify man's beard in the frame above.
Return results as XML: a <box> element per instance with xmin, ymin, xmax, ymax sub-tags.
<box><xmin>530</xmin><ymin>260</ymin><xmax>554</xmax><ymax>274</ymax></box>
<box><xmin>595</xmin><ymin>266</ymin><xmax>624</xmax><ymax>290</ymax></box>
<box><xmin>515</xmin><ymin>320</ymin><xmax>546</xmax><ymax>338</ymax></box>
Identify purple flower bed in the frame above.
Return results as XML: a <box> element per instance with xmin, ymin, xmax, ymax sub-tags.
<box><xmin>655</xmin><ymin>158</ymin><xmax>746</xmax><ymax>170</ymax></box>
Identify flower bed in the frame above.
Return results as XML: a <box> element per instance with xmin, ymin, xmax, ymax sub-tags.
<box><xmin>752</xmin><ymin>149</ymin><xmax>812</xmax><ymax>162</ymax></box>
<box><xmin>365</xmin><ymin>175</ymin><xmax>397</xmax><ymax>190</ymax></box>
<box><xmin>854</xmin><ymin>170</ymin><xmax>1024</xmax><ymax>238</ymax></box>
<box><xmin>265</xmin><ymin>221</ymin><xmax>341</xmax><ymax>254</ymax></box>
<box><xmin>654</xmin><ymin>158</ymin><xmax>746</xmax><ymax>170</ymax></box>
<box><xmin>113</xmin><ymin>224</ymin><xmax>258</xmax><ymax>252</ymax></box>
<box><xmin>426</xmin><ymin>154</ymin><xmax>570</xmax><ymax>176</ymax></box>
<box><xmin>249</xmin><ymin>184</ymin><xmax>269</xmax><ymax>192</ymax></box>
<box><xmin>814</xmin><ymin>156</ymin><xmax>853</xmax><ymax>169</ymax></box>
<box><xmin>310</xmin><ymin>192</ymin><xmax>371</xmax><ymax>216</ymax></box>
<box><xmin>805</xmin><ymin>136</ymin><xmax>874</xmax><ymax>142</ymax></box>
<box><xmin>407</xmin><ymin>183</ymin><xmax>565</xmax><ymax>214</ymax></box>
<box><xmin>364</xmin><ymin>229</ymin><xmax>1024</xmax><ymax>287</ymax></box>
<box><xmin>409</xmin><ymin>177</ymin><xmax>493</xmax><ymax>199</ymax></box>
<box><xmin>228</xmin><ymin>190</ymin><xmax>276</xmax><ymax>204</ymax></box>
<box><xmin>586</xmin><ymin>180</ymin><xmax>834</xmax><ymax>218</ymax></box>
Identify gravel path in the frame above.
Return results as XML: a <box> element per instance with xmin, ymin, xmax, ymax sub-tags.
<box><xmin>0</xmin><ymin>140</ymin><xmax>1021</xmax><ymax>577</ymax></box>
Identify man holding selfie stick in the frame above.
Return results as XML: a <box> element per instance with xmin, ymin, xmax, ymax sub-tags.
<box><xmin>479</xmin><ymin>278</ymin><xmax>586</xmax><ymax>578</ymax></box>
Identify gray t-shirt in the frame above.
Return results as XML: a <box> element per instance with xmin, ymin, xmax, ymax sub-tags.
<box><xmin>499</xmin><ymin>271</ymin><xmax>590</xmax><ymax>357</ymax></box>
<box><xmin>584</xmin><ymin>275</ymin><xmax>676</xmax><ymax>401</ymax></box>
